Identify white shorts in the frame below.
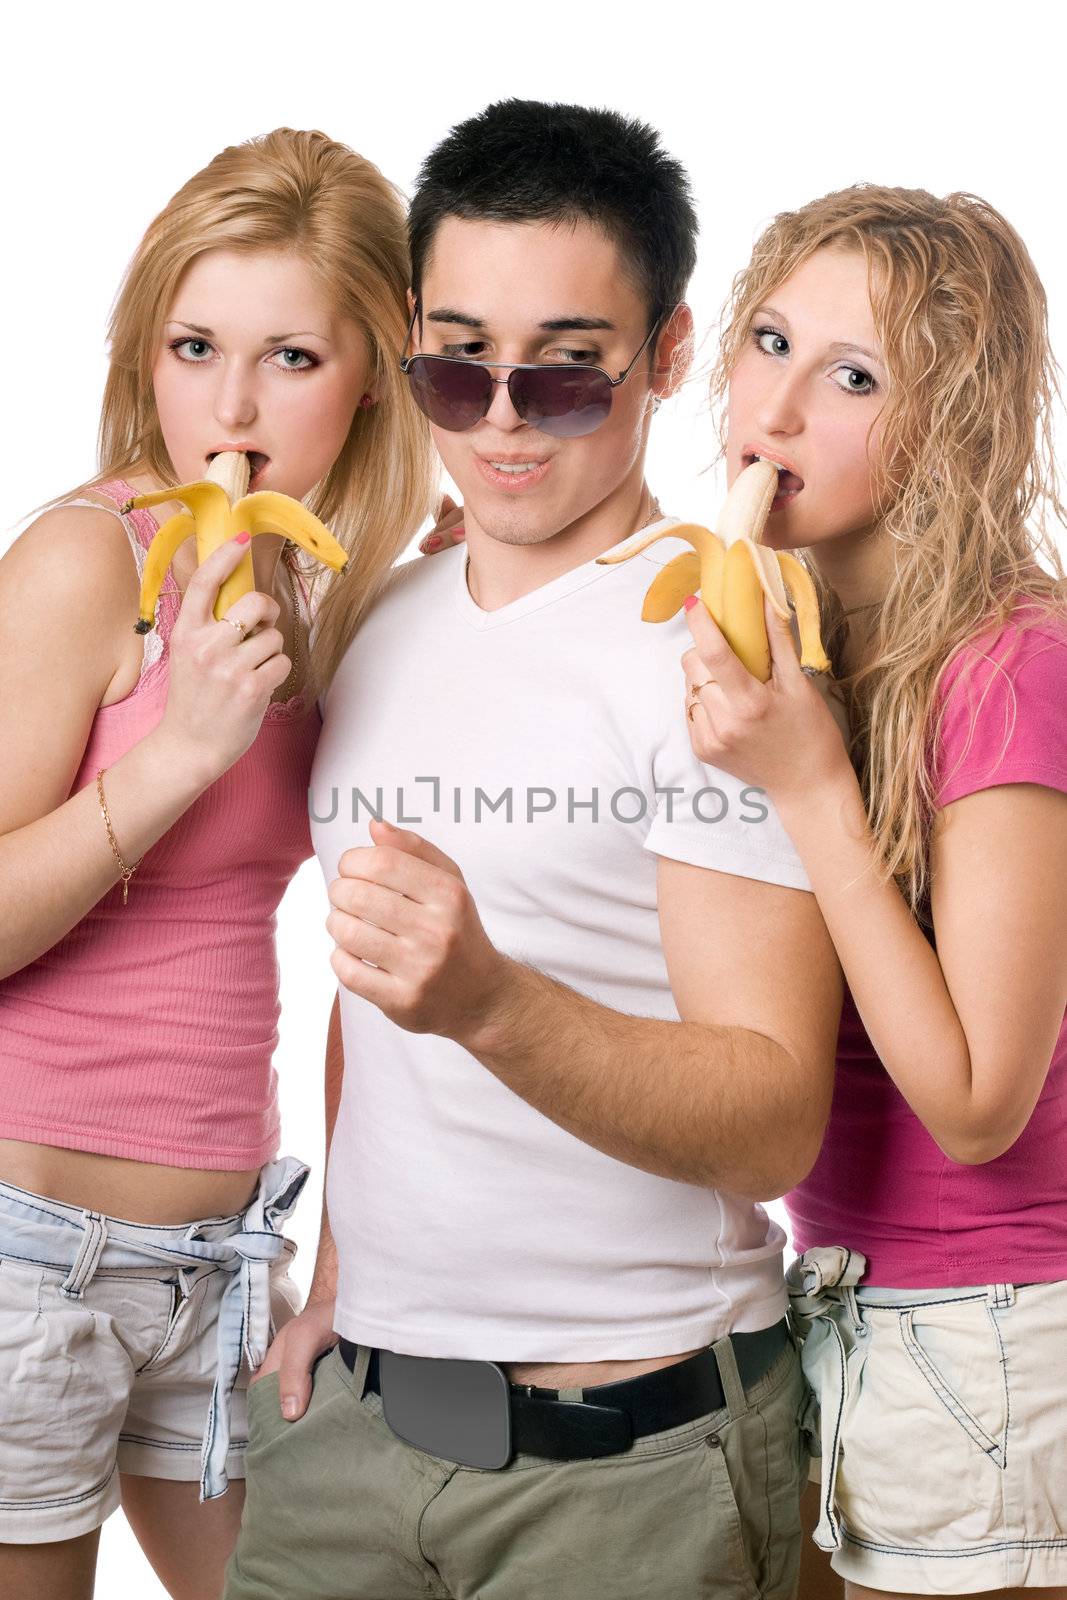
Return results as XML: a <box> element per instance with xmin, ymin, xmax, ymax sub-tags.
<box><xmin>788</xmin><ymin>1248</ymin><xmax>1067</xmax><ymax>1594</ymax></box>
<box><xmin>0</xmin><ymin>1157</ymin><xmax>307</xmax><ymax>1544</ymax></box>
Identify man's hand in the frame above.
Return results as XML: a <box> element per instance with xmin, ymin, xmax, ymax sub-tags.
<box><xmin>326</xmin><ymin>818</ymin><xmax>512</xmax><ymax>1041</ymax></box>
<box><xmin>250</xmin><ymin>1299</ymin><xmax>339</xmax><ymax>1421</ymax></box>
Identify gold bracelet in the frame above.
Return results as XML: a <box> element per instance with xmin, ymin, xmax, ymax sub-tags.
<box><xmin>95</xmin><ymin>768</ymin><xmax>141</xmax><ymax>906</ymax></box>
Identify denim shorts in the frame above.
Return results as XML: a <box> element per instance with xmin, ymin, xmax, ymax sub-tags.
<box><xmin>0</xmin><ymin>1155</ymin><xmax>308</xmax><ymax>1545</ymax></box>
<box><xmin>787</xmin><ymin>1246</ymin><xmax>1067</xmax><ymax>1593</ymax></box>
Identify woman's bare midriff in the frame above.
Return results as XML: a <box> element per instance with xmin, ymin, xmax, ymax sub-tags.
<box><xmin>502</xmin><ymin>1347</ymin><xmax>706</xmax><ymax>1389</ymax></box>
<box><xmin>0</xmin><ymin>1138</ymin><xmax>260</xmax><ymax>1225</ymax></box>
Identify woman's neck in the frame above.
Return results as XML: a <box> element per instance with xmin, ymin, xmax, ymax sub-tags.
<box><xmin>809</xmin><ymin>520</ymin><xmax>894</xmax><ymax>677</ymax></box>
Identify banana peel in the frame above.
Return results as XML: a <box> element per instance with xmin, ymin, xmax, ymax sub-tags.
<box><xmin>122</xmin><ymin>452</ymin><xmax>348</xmax><ymax>632</ymax></box>
<box><xmin>596</xmin><ymin>460</ymin><xmax>832</xmax><ymax>683</ymax></box>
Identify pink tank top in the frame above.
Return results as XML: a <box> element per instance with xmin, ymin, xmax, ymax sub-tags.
<box><xmin>787</xmin><ymin>601</ymin><xmax>1067</xmax><ymax>1285</ymax></box>
<box><xmin>0</xmin><ymin>481</ymin><xmax>322</xmax><ymax>1170</ymax></box>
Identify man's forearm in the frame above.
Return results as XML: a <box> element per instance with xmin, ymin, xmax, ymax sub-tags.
<box><xmin>458</xmin><ymin>960</ymin><xmax>821</xmax><ymax>1199</ymax></box>
<box><xmin>308</xmin><ymin>992</ymin><xmax>344</xmax><ymax>1302</ymax></box>
<box><xmin>307</xmin><ymin>1199</ymin><xmax>338</xmax><ymax>1303</ymax></box>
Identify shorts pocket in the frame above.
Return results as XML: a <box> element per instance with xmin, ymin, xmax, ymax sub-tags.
<box><xmin>246</xmin><ymin>1370</ymin><xmax>295</xmax><ymax>1456</ymax></box>
<box><xmin>246</xmin><ymin>1371</ymin><xmax>281</xmax><ymax>1420</ymax></box>
<box><xmin>0</xmin><ymin>1257</ymin><xmax>131</xmax><ymax>1516</ymax></box>
<box><xmin>717</xmin><ymin>1351</ymin><xmax>806</xmax><ymax>1600</ymax></box>
<box><xmin>835</xmin><ymin>1298</ymin><xmax>1010</xmax><ymax>1550</ymax></box>
<box><xmin>699</xmin><ymin>1431</ymin><xmax>763</xmax><ymax>1600</ymax></box>
<box><xmin>898</xmin><ymin>1304</ymin><xmax>1007</xmax><ymax>1469</ymax></box>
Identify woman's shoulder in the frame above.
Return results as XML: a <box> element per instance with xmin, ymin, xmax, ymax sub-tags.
<box><xmin>938</xmin><ymin>593</ymin><xmax>1067</xmax><ymax>700</ymax></box>
<box><xmin>931</xmin><ymin>591</ymin><xmax>1067</xmax><ymax>807</ymax></box>
<box><xmin>1</xmin><ymin>490</ymin><xmax>143</xmax><ymax>640</ymax></box>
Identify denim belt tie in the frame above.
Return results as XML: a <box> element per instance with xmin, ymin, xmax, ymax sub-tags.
<box><xmin>784</xmin><ymin>1245</ymin><xmax>869</xmax><ymax>1552</ymax></box>
<box><xmin>0</xmin><ymin>1155</ymin><xmax>309</xmax><ymax>1501</ymax></box>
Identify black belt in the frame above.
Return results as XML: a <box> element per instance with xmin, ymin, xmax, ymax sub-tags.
<box><xmin>338</xmin><ymin>1318</ymin><xmax>789</xmax><ymax>1467</ymax></box>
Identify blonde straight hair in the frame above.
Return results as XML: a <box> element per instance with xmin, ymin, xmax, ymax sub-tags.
<box><xmin>81</xmin><ymin>127</ymin><xmax>436</xmax><ymax>701</ymax></box>
<box><xmin>713</xmin><ymin>185</ymin><xmax>1067</xmax><ymax>924</ymax></box>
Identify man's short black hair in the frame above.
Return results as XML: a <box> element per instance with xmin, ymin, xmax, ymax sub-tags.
<box><xmin>409</xmin><ymin>99</ymin><xmax>698</xmax><ymax>331</ymax></box>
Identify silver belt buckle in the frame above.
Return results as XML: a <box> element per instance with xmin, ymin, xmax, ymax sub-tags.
<box><xmin>378</xmin><ymin>1349</ymin><xmax>513</xmax><ymax>1469</ymax></box>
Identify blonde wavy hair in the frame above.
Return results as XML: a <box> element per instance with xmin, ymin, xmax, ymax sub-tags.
<box><xmin>79</xmin><ymin>126</ymin><xmax>436</xmax><ymax>700</ymax></box>
<box><xmin>712</xmin><ymin>184</ymin><xmax>1067</xmax><ymax>925</ymax></box>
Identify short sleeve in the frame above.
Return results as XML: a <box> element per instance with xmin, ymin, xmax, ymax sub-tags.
<box><xmin>932</xmin><ymin>617</ymin><xmax>1067</xmax><ymax>809</ymax></box>
<box><xmin>642</xmin><ymin>695</ymin><xmax>813</xmax><ymax>892</ymax></box>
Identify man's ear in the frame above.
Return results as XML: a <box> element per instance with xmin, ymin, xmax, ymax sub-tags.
<box><xmin>652</xmin><ymin>303</ymin><xmax>695</xmax><ymax>403</ymax></box>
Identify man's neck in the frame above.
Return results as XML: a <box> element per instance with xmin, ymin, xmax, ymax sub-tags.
<box><xmin>463</xmin><ymin>471</ymin><xmax>661</xmax><ymax>613</ymax></box>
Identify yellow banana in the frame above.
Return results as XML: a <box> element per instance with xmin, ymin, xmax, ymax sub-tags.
<box><xmin>123</xmin><ymin>452</ymin><xmax>349</xmax><ymax>633</ymax></box>
<box><xmin>596</xmin><ymin>460</ymin><xmax>832</xmax><ymax>682</ymax></box>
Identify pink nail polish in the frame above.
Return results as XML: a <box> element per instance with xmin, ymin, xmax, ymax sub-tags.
<box><xmin>683</xmin><ymin>594</ymin><xmax>698</xmax><ymax>612</ymax></box>
<box><xmin>426</xmin><ymin>535</ymin><xmax>442</xmax><ymax>550</ymax></box>
<box><xmin>234</xmin><ymin>531</ymin><xmax>251</xmax><ymax>545</ymax></box>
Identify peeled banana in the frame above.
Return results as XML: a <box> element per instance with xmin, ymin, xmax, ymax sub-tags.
<box><xmin>596</xmin><ymin>460</ymin><xmax>832</xmax><ymax>683</ymax></box>
<box><xmin>122</xmin><ymin>452</ymin><xmax>349</xmax><ymax>633</ymax></box>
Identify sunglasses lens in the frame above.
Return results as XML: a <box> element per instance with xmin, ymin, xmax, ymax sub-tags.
<box><xmin>406</xmin><ymin>357</ymin><xmax>492</xmax><ymax>431</ymax></box>
<box><xmin>511</xmin><ymin>366</ymin><xmax>613</xmax><ymax>438</ymax></box>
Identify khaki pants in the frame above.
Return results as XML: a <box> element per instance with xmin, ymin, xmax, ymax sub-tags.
<box><xmin>224</xmin><ymin>1337</ymin><xmax>808</xmax><ymax>1600</ymax></box>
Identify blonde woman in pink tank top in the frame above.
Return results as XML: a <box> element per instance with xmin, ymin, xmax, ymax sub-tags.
<box><xmin>679</xmin><ymin>190</ymin><xmax>1067</xmax><ymax>1599</ymax></box>
<box><xmin>0</xmin><ymin>130</ymin><xmax>453</xmax><ymax>1598</ymax></box>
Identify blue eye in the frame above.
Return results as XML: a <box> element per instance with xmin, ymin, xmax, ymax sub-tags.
<box><xmin>273</xmin><ymin>347</ymin><xmax>316</xmax><ymax>371</ymax></box>
<box><xmin>169</xmin><ymin>338</ymin><xmax>316</xmax><ymax>372</ymax></box>
<box><xmin>831</xmin><ymin>365</ymin><xmax>875</xmax><ymax>396</ymax></box>
<box><xmin>171</xmin><ymin>337</ymin><xmax>213</xmax><ymax>362</ymax></box>
<box><xmin>754</xmin><ymin>328</ymin><xmax>789</xmax><ymax>357</ymax></box>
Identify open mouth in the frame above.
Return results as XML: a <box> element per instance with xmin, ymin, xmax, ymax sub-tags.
<box><xmin>208</xmin><ymin>449</ymin><xmax>270</xmax><ymax>488</ymax></box>
<box><xmin>743</xmin><ymin>450</ymin><xmax>804</xmax><ymax>506</ymax></box>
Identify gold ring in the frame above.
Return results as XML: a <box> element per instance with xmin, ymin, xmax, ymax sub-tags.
<box><xmin>686</xmin><ymin>679</ymin><xmax>715</xmax><ymax>721</ymax></box>
<box><xmin>222</xmin><ymin>616</ymin><xmax>247</xmax><ymax>640</ymax></box>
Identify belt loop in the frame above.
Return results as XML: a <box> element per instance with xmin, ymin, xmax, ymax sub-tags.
<box><xmin>843</xmin><ymin>1284</ymin><xmax>864</xmax><ymax>1334</ymax></box>
<box><xmin>987</xmin><ymin>1283</ymin><xmax>1014</xmax><ymax>1309</ymax></box>
<box><xmin>60</xmin><ymin>1211</ymin><xmax>109</xmax><ymax>1300</ymax></box>
<box><xmin>710</xmin><ymin>1335</ymin><xmax>748</xmax><ymax>1422</ymax></box>
<box><xmin>352</xmin><ymin>1344</ymin><xmax>373</xmax><ymax>1399</ymax></box>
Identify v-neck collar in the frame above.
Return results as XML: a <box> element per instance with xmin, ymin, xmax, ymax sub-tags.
<box><xmin>453</xmin><ymin>516</ymin><xmax>679</xmax><ymax>632</ymax></box>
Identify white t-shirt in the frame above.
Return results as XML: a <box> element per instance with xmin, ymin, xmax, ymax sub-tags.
<box><xmin>311</xmin><ymin>518</ymin><xmax>813</xmax><ymax>1360</ymax></box>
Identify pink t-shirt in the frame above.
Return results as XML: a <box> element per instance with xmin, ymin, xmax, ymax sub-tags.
<box><xmin>787</xmin><ymin>600</ymin><xmax>1067</xmax><ymax>1286</ymax></box>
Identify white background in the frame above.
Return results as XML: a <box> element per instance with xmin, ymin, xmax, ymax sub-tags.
<box><xmin>3</xmin><ymin>2</ymin><xmax>1065</xmax><ymax>1591</ymax></box>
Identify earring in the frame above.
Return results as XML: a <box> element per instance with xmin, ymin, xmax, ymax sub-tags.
<box><xmin>359</xmin><ymin>394</ymin><xmax>375</xmax><ymax>409</ymax></box>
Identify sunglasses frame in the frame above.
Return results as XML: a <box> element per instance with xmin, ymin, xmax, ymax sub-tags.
<box><xmin>398</xmin><ymin>303</ymin><xmax>667</xmax><ymax>434</ymax></box>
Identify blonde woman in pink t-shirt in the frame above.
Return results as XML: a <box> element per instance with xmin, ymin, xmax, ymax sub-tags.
<box><xmin>0</xmin><ymin>129</ymin><xmax>452</xmax><ymax>1598</ymax></box>
<box><xmin>679</xmin><ymin>188</ymin><xmax>1067</xmax><ymax>1599</ymax></box>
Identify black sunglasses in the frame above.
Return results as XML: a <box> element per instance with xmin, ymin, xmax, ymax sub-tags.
<box><xmin>399</xmin><ymin>305</ymin><xmax>664</xmax><ymax>438</ymax></box>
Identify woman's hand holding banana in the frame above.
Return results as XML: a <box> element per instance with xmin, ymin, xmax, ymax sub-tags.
<box><xmin>125</xmin><ymin>451</ymin><xmax>349</xmax><ymax>631</ymax></box>
<box><xmin>680</xmin><ymin>592</ymin><xmax>853</xmax><ymax>806</ymax></box>
<box><xmin>127</xmin><ymin>449</ymin><xmax>350</xmax><ymax>782</ymax></box>
<box><xmin>151</xmin><ymin>534</ymin><xmax>293</xmax><ymax>785</ymax></box>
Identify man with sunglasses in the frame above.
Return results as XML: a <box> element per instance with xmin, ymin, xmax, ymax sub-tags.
<box><xmin>226</xmin><ymin>100</ymin><xmax>842</xmax><ymax>1600</ymax></box>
